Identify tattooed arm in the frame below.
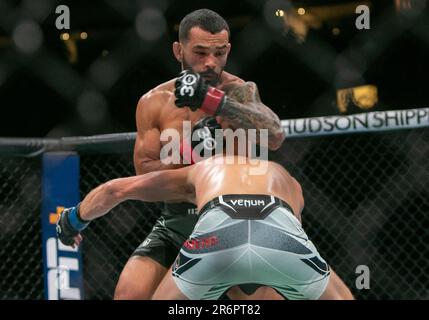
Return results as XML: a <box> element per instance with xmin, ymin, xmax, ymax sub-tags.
<box><xmin>219</xmin><ymin>82</ymin><xmax>285</xmax><ymax>150</ymax></box>
<box><xmin>174</xmin><ymin>71</ymin><xmax>285</xmax><ymax>150</ymax></box>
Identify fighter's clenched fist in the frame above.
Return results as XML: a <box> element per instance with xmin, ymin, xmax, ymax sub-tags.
<box><xmin>174</xmin><ymin>70</ymin><xmax>226</xmax><ymax>115</ymax></box>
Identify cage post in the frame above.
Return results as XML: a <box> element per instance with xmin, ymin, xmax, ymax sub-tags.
<box><xmin>41</xmin><ymin>152</ymin><xmax>84</xmax><ymax>300</ymax></box>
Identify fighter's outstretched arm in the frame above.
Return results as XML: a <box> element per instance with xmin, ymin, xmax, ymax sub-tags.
<box><xmin>79</xmin><ymin>168</ymin><xmax>194</xmax><ymax>221</ymax></box>
<box><xmin>56</xmin><ymin>166</ymin><xmax>194</xmax><ymax>247</ymax></box>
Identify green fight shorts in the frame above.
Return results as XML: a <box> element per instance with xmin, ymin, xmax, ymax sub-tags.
<box><xmin>131</xmin><ymin>202</ymin><xmax>199</xmax><ymax>268</ymax></box>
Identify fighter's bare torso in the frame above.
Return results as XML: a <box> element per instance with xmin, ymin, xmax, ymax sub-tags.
<box><xmin>187</xmin><ymin>156</ymin><xmax>304</xmax><ymax>222</ymax></box>
<box><xmin>133</xmin><ymin>71</ymin><xmax>245</xmax><ymax>174</ymax></box>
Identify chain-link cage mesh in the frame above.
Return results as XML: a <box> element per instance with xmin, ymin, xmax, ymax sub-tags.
<box><xmin>79</xmin><ymin>154</ymin><xmax>160</xmax><ymax>299</ymax></box>
<box><xmin>1</xmin><ymin>128</ymin><xmax>428</xmax><ymax>299</ymax></box>
<box><xmin>276</xmin><ymin>128</ymin><xmax>429</xmax><ymax>300</ymax></box>
<box><xmin>0</xmin><ymin>157</ymin><xmax>43</xmax><ymax>299</ymax></box>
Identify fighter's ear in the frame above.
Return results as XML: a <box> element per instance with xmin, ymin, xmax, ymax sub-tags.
<box><xmin>173</xmin><ymin>41</ymin><xmax>183</xmax><ymax>62</ymax></box>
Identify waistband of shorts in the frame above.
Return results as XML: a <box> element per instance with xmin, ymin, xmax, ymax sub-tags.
<box><xmin>199</xmin><ymin>194</ymin><xmax>295</xmax><ymax>217</ymax></box>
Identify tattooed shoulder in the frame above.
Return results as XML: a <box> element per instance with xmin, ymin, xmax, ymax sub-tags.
<box><xmin>225</xmin><ymin>81</ymin><xmax>261</xmax><ymax>104</ymax></box>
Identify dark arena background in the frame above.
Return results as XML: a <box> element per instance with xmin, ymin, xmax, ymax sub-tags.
<box><xmin>0</xmin><ymin>0</ymin><xmax>428</xmax><ymax>300</ymax></box>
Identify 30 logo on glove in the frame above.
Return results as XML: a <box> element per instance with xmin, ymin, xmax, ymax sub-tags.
<box><xmin>175</xmin><ymin>70</ymin><xmax>226</xmax><ymax>115</ymax></box>
<box><xmin>194</xmin><ymin>127</ymin><xmax>217</xmax><ymax>150</ymax></box>
<box><xmin>179</xmin><ymin>73</ymin><xmax>198</xmax><ymax>97</ymax></box>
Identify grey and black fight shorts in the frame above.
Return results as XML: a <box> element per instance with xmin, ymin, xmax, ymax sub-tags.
<box><xmin>171</xmin><ymin>194</ymin><xmax>331</xmax><ymax>300</ymax></box>
<box><xmin>131</xmin><ymin>202</ymin><xmax>199</xmax><ymax>268</ymax></box>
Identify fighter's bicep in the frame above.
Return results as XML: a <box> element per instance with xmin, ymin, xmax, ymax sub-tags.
<box><xmin>140</xmin><ymin>126</ymin><xmax>162</xmax><ymax>154</ymax></box>
<box><xmin>133</xmin><ymin>94</ymin><xmax>163</xmax><ymax>173</ymax></box>
<box><xmin>133</xmin><ymin>128</ymin><xmax>162</xmax><ymax>172</ymax></box>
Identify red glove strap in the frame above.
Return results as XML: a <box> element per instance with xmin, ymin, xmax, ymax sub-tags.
<box><xmin>180</xmin><ymin>141</ymin><xmax>204</xmax><ymax>164</ymax></box>
<box><xmin>180</xmin><ymin>141</ymin><xmax>194</xmax><ymax>164</ymax></box>
<box><xmin>200</xmin><ymin>87</ymin><xmax>225</xmax><ymax>115</ymax></box>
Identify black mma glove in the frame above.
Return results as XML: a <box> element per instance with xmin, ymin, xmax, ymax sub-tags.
<box><xmin>174</xmin><ymin>70</ymin><xmax>226</xmax><ymax>115</ymax></box>
<box><xmin>180</xmin><ymin>116</ymin><xmax>222</xmax><ymax>164</ymax></box>
<box><xmin>56</xmin><ymin>204</ymin><xmax>90</xmax><ymax>246</ymax></box>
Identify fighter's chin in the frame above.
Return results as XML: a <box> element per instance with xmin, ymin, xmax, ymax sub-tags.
<box><xmin>203</xmin><ymin>76</ymin><xmax>220</xmax><ymax>87</ymax></box>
